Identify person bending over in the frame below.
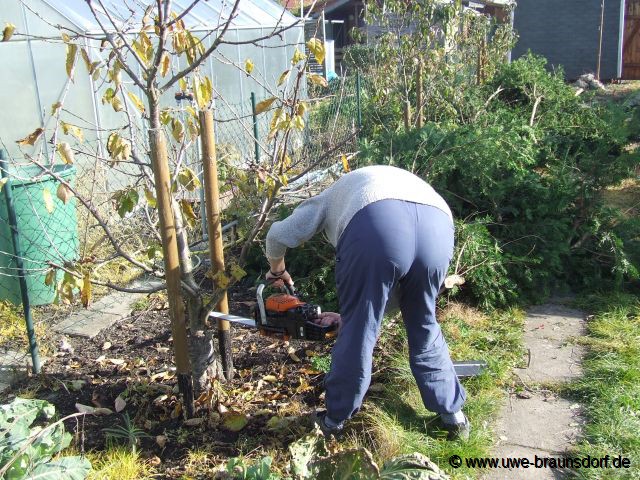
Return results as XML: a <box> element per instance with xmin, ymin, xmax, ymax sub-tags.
<box><xmin>264</xmin><ymin>165</ymin><xmax>469</xmax><ymax>441</ymax></box>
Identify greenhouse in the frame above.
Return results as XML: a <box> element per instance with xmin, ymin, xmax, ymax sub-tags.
<box><xmin>0</xmin><ymin>0</ymin><xmax>303</xmax><ymax>163</ymax></box>
<box><xmin>0</xmin><ymin>0</ymin><xmax>307</xmax><ymax>306</ymax></box>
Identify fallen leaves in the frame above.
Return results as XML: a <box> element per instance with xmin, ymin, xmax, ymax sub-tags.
<box><xmin>114</xmin><ymin>395</ymin><xmax>127</xmax><ymax>412</ymax></box>
<box><xmin>34</xmin><ymin>298</ymin><xmax>338</xmax><ymax>471</ymax></box>
<box><xmin>295</xmin><ymin>376</ymin><xmax>312</xmax><ymax>394</ymax></box>
<box><xmin>156</xmin><ymin>435</ymin><xmax>167</xmax><ymax>448</ymax></box>
<box><xmin>150</xmin><ymin>370</ymin><xmax>174</xmax><ymax>382</ymax></box>
<box><xmin>444</xmin><ymin>274</ymin><xmax>465</xmax><ymax>289</ymax></box>
<box><xmin>222</xmin><ymin>412</ymin><xmax>248</xmax><ymax>432</ymax></box>
<box><xmin>266</xmin><ymin>415</ymin><xmax>295</xmax><ymax>431</ymax></box>
<box><xmin>288</xmin><ymin>346</ymin><xmax>301</xmax><ymax>363</ymax></box>
<box><xmin>184</xmin><ymin>417</ymin><xmax>205</xmax><ymax>427</ymax></box>
<box><xmin>75</xmin><ymin>403</ymin><xmax>113</xmax><ymax>415</ymax></box>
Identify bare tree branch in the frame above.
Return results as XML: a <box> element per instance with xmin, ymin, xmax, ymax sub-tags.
<box><xmin>147</xmin><ymin>0</ymin><xmax>170</xmax><ymax>86</ymax></box>
<box><xmin>218</xmin><ymin>22</ymin><xmax>301</xmax><ymax>46</ymax></box>
<box><xmin>84</xmin><ymin>0</ymin><xmax>147</xmax><ymax>91</ymax></box>
<box><xmin>166</xmin><ymin>0</ymin><xmax>199</xmax><ymax>29</ymax></box>
<box><xmin>159</xmin><ymin>0</ymin><xmax>241</xmax><ymax>93</ymax></box>
<box><xmin>48</xmin><ymin>261</ymin><xmax>166</xmax><ymax>294</ymax></box>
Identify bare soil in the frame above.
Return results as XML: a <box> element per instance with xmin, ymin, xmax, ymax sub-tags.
<box><xmin>5</xmin><ymin>287</ymin><xmax>335</xmax><ymax>478</ymax></box>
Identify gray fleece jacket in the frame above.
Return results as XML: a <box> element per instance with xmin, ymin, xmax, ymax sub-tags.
<box><xmin>265</xmin><ymin>165</ymin><xmax>453</xmax><ymax>260</ymax></box>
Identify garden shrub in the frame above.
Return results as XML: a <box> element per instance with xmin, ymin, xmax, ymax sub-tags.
<box><xmin>360</xmin><ymin>54</ymin><xmax>639</xmax><ymax>305</ymax></box>
<box><xmin>447</xmin><ymin>218</ymin><xmax>517</xmax><ymax>309</ymax></box>
<box><xmin>243</xmin><ymin>203</ymin><xmax>338</xmax><ymax>312</ymax></box>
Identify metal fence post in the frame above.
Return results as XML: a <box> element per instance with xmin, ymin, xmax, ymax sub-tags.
<box><xmin>250</xmin><ymin>92</ymin><xmax>260</xmax><ymax>163</ymax></box>
<box><xmin>0</xmin><ymin>149</ymin><xmax>41</xmax><ymax>374</ymax></box>
<box><xmin>356</xmin><ymin>71</ymin><xmax>362</xmax><ymax>129</ymax></box>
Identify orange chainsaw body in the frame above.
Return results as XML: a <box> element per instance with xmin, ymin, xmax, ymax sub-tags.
<box><xmin>255</xmin><ymin>284</ymin><xmax>334</xmax><ymax>341</ymax></box>
<box><xmin>264</xmin><ymin>294</ymin><xmax>307</xmax><ymax>313</ymax></box>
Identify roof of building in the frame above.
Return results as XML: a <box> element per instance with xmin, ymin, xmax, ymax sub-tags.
<box><xmin>40</xmin><ymin>0</ymin><xmax>298</xmax><ymax>32</ymax></box>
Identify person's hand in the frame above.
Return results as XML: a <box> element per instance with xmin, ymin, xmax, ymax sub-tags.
<box><xmin>315</xmin><ymin>312</ymin><xmax>341</xmax><ymax>328</ymax></box>
<box><xmin>265</xmin><ymin>270</ymin><xmax>294</xmax><ymax>289</ymax></box>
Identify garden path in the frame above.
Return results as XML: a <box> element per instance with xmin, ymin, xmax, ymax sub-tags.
<box><xmin>486</xmin><ymin>302</ymin><xmax>586</xmax><ymax>479</ymax></box>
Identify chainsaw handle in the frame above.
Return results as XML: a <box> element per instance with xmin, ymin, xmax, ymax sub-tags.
<box><xmin>265</xmin><ymin>278</ymin><xmax>296</xmax><ymax>295</ymax></box>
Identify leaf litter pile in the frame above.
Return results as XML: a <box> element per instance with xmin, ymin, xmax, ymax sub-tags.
<box><xmin>6</xmin><ymin>289</ymin><xmax>337</xmax><ymax>478</ymax></box>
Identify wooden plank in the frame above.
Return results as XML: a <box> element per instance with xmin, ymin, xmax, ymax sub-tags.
<box><xmin>623</xmin><ymin>0</ymin><xmax>640</xmax><ymax>79</ymax></box>
<box><xmin>623</xmin><ymin>20</ymin><xmax>640</xmax><ymax>54</ymax></box>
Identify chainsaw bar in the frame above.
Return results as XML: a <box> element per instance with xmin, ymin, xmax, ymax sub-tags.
<box><xmin>209</xmin><ymin>311</ymin><xmax>487</xmax><ymax>377</ymax></box>
<box><xmin>210</xmin><ymin>311</ymin><xmax>257</xmax><ymax>328</ymax></box>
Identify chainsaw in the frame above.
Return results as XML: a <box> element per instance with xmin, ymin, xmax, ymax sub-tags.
<box><xmin>253</xmin><ymin>283</ymin><xmax>337</xmax><ymax>340</ymax></box>
<box><xmin>209</xmin><ymin>283</ymin><xmax>486</xmax><ymax>378</ymax></box>
<box><xmin>210</xmin><ymin>283</ymin><xmax>337</xmax><ymax>341</ymax></box>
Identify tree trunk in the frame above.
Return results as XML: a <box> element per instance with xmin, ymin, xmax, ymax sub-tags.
<box><xmin>173</xmin><ymin>198</ymin><xmax>222</xmax><ymax>392</ymax></box>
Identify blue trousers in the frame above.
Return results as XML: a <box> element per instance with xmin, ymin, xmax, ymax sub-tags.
<box><xmin>324</xmin><ymin>199</ymin><xmax>466</xmax><ymax>423</ymax></box>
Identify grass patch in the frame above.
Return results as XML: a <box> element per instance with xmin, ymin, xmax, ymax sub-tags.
<box><xmin>183</xmin><ymin>449</ymin><xmax>217</xmax><ymax>478</ymax></box>
<box><xmin>309</xmin><ymin>354</ymin><xmax>331</xmax><ymax>374</ymax></box>
<box><xmin>131</xmin><ymin>296</ymin><xmax>151</xmax><ymax>313</ymax></box>
<box><xmin>565</xmin><ymin>292</ymin><xmax>640</xmax><ymax>479</ymax></box>
<box><xmin>343</xmin><ymin>302</ymin><xmax>525</xmax><ymax>478</ymax></box>
<box><xmin>0</xmin><ymin>300</ymin><xmax>48</xmax><ymax>354</ymax></box>
<box><xmin>86</xmin><ymin>447</ymin><xmax>157</xmax><ymax>480</ymax></box>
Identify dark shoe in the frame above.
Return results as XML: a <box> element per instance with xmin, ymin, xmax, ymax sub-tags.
<box><xmin>312</xmin><ymin>410</ymin><xmax>344</xmax><ymax>438</ymax></box>
<box><xmin>442</xmin><ymin>415</ymin><xmax>471</xmax><ymax>441</ymax></box>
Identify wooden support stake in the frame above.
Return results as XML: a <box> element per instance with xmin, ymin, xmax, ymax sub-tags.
<box><xmin>199</xmin><ymin>109</ymin><xmax>234</xmax><ymax>381</ymax></box>
<box><xmin>148</xmin><ymin>127</ymin><xmax>194</xmax><ymax>417</ymax></box>
<box><xmin>416</xmin><ymin>61</ymin><xmax>424</xmax><ymax>129</ymax></box>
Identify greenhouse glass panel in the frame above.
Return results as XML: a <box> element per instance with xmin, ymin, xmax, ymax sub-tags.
<box><xmin>31</xmin><ymin>41</ymin><xmax>97</xmax><ymax>141</ymax></box>
<box><xmin>212</xmin><ymin>30</ymin><xmax>243</xmax><ymax>103</ymax></box>
<box><xmin>0</xmin><ymin>41</ymin><xmax>43</xmax><ymax>158</ymax></box>
<box><xmin>3</xmin><ymin>1</ymin><xmax>26</xmax><ymax>33</ymax></box>
<box><xmin>22</xmin><ymin>1</ymin><xmax>81</xmax><ymax>37</ymax></box>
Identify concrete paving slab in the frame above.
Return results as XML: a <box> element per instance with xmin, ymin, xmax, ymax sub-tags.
<box><xmin>0</xmin><ymin>349</ymin><xmax>39</xmax><ymax>394</ymax></box>
<box><xmin>489</xmin><ymin>393</ymin><xmax>584</xmax><ymax>479</ymax></box>
<box><xmin>517</xmin><ymin>304</ymin><xmax>585</xmax><ymax>384</ymax></box>
<box><xmin>53</xmin><ymin>278</ymin><xmax>163</xmax><ymax>339</ymax></box>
